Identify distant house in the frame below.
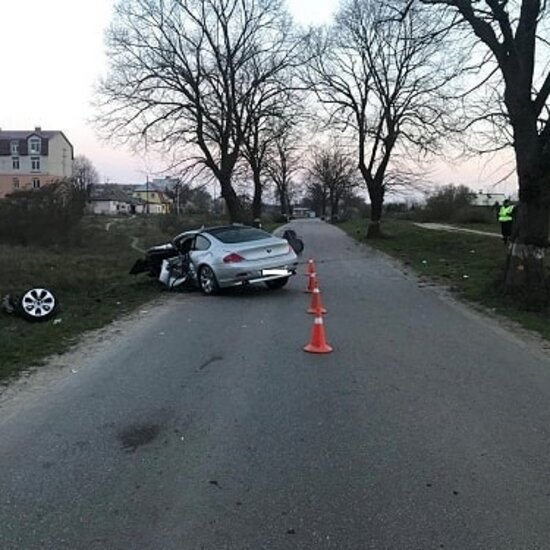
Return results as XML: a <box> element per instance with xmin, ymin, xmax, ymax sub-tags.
<box><xmin>292</xmin><ymin>207</ymin><xmax>315</xmax><ymax>218</ymax></box>
<box><xmin>131</xmin><ymin>185</ymin><xmax>172</xmax><ymax>214</ymax></box>
<box><xmin>471</xmin><ymin>191</ymin><xmax>506</xmax><ymax>207</ymax></box>
<box><xmin>87</xmin><ymin>184</ymin><xmax>145</xmax><ymax>215</ymax></box>
<box><xmin>0</xmin><ymin>127</ymin><xmax>74</xmax><ymax>199</ymax></box>
<box><xmin>151</xmin><ymin>176</ymin><xmax>180</xmax><ymax>191</ymax></box>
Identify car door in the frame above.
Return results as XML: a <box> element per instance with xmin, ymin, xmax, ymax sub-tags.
<box><xmin>189</xmin><ymin>234</ymin><xmax>214</xmax><ymax>270</ymax></box>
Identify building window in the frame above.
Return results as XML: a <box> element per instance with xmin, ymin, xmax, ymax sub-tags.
<box><xmin>31</xmin><ymin>157</ymin><xmax>41</xmax><ymax>171</ymax></box>
<box><xmin>29</xmin><ymin>138</ymin><xmax>41</xmax><ymax>154</ymax></box>
<box><xmin>12</xmin><ymin>157</ymin><xmax>20</xmax><ymax>170</ymax></box>
<box><xmin>13</xmin><ymin>178</ymin><xmax>19</xmax><ymax>189</ymax></box>
<box><xmin>32</xmin><ymin>178</ymin><xmax>40</xmax><ymax>189</ymax></box>
<box><xmin>10</xmin><ymin>141</ymin><xmax>19</xmax><ymax>155</ymax></box>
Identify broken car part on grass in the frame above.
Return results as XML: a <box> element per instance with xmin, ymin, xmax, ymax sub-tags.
<box><xmin>1</xmin><ymin>287</ymin><xmax>59</xmax><ymax>322</ymax></box>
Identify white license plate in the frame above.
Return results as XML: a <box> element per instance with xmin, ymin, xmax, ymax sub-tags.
<box><xmin>262</xmin><ymin>269</ymin><xmax>290</xmax><ymax>277</ymax></box>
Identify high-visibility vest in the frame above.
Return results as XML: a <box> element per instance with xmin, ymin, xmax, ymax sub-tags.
<box><xmin>498</xmin><ymin>205</ymin><xmax>514</xmax><ymax>222</ymax></box>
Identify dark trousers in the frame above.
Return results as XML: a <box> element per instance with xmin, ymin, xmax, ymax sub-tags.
<box><xmin>500</xmin><ymin>221</ymin><xmax>513</xmax><ymax>242</ymax></box>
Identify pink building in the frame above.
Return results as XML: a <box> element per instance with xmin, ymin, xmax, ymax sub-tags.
<box><xmin>0</xmin><ymin>127</ymin><xmax>74</xmax><ymax>198</ymax></box>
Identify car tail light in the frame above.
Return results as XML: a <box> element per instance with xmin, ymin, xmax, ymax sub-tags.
<box><xmin>223</xmin><ymin>252</ymin><xmax>245</xmax><ymax>263</ymax></box>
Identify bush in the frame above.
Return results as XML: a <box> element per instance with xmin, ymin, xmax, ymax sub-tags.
<box><xmin>157</xmin><ymin>213</ymin><xmax>186</xmax><ymax>236</ymax></box>
<box><xmin>424</xmin><ymin>184</ymin><xmax>473</xmax><ymax>222</ymax></box>
<box><xmin>454</xmin><ymin>206</ymin><xmax>495</xmax><ymax>224</ymax></box>
<box><xmin>0</xmin><ymin>182</ymin><xmax>86</xmax><ymax>247</ymax></box>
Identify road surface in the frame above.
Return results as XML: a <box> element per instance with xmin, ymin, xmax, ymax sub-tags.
<box><xmin>1</xmin><ymin>219</ymin><xmax>550</xmax><ymax>549</ymax></box>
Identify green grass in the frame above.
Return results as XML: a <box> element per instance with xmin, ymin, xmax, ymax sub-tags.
<box><xmin>0</xmin><ymin>213</ymin><xmax>288</xmax><ymax>382</ymax></box>
<box><xmin>339</xmin><ymin>219</ymin><xmax>550</xmax><ymax>341</ymax></box>
<box><xmin>0</xmin><ymin>215</ymin><xmax>183</xmax><ymax>382</ymax></box>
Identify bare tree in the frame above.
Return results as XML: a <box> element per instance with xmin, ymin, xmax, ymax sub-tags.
<box><xmin>236</xmin><ymin>17</ymin><xmax>304</xmax><ymax>220</ymax></box>
<box><xmin>266</xmin><ymin>129</ymin><xmax>301</xmax><ymax>218</ymax></box>
<box><xmin>307</xmin><ymin>146</ymin><xmax>358</xmax><ymax>220</ymax></box>
<box><xmin>305</xmin><ymin>0</ymin><xmax>462</xmax><ymax>237</ymax></box>
<box><xmin>97</xmin><ymin>0</ymin><xmax>290</xmax><ymax>222</ymax></box>
<box><xmin>72</xmin><ymin>155</ymin><xmax>99</xmax><ymax>191</ymax></box>
<box><xmin>408</xmin><ymin>0</ymin><xmax>550</xmax><ymax>301</ymax></box>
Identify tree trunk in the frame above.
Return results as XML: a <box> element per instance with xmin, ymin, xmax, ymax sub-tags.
<box><xmin>252</xmin><ymin>170</ymin><xmax>262</xmax><ymax>220</ymax></box>
<box><xmin>367</xmin><ymin>187</ymin><xmax>384</xmax><ymax>238</ymax></box>
<box><xmin>503</xmin><ymin>200</ymin><xmax>548</xmax><ymax>307</ymax></box>
<box><xmin>220</xmin><ymin>176</ymin><xmax>243</xmax><ymax>222</ymax></box>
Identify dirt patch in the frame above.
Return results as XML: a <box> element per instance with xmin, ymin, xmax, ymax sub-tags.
<box><xmin>118</xmin><ymin>422</ymin><xmax>161</xmax><ymax>452</ymax></box>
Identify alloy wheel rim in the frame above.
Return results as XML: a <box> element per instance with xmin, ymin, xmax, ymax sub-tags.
<box><xmin>22</xmin><ymin>288</ymin><xmax>55</xmax><ymax>318</ymax></box>
<box><xmin>201</xmin><ymin>269</ymin><xmax>213</xmax><ymax>293</ymax></box>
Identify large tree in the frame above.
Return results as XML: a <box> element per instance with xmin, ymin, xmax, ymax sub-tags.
<box><xmin>97</xmin><ymin>0</ymin><xmax>291</xmax><ymax>222</ymax></box>
<box><xmin>306</xmin><ymin>0</ymin><xmax>462</xmax><ymax>237</ymax></box>
<box><xmin>411</xmin><ymin>0</ymin><xmax>550</xmax><ymax>301</ymax></box>
<box><xmin>236</xmin><ymin>23</ymin><xmax>304</xmax><ymax>220</ymax></box>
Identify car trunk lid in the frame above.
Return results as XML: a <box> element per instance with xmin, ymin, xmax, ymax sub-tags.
<box><xmin>224</xmin><ymin>237</ymin><xmax>290</xmax><ymax>261</ymax></box>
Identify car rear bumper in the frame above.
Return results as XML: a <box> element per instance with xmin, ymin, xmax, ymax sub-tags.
<box><xmin>216</xmin><ymin>259</ymin><xmax>299</xmax><ymax>288</ymax></box>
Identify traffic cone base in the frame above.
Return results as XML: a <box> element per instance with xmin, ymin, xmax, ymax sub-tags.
<box><xmin>307</xmin><ymin>284</ymin><xmax>327</xmax><ymax>314</ymax></box>
<box><xmin>304</xmin><ymin>315</ymin><xmax>333</xmax><ymax>354</ymax></box>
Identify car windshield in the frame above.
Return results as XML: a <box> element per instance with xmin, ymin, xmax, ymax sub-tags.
<box><xmin>208</xmin><ymin>226</ymin><xmax>271</xmax><ymax>244</ymax></box>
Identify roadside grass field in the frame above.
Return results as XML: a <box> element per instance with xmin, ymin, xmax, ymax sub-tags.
<box><xmin>0</xmin><ymin>216</ymin><xmax>172</xmax><ymax>381</ymax></box>
<box><xmin>339</xmin><ymin>219</ymin><xmax>550</xmax><ymax>341</ymax></box>
<box><xmin>0</xmin><ymin>214</ymin><xmax>281</xmax><ymax>383</ymax></box>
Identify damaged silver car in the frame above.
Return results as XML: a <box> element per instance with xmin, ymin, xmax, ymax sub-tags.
<box><xmin>130</xmin><ymin>225</ymin><xmax>300</xmax><ymax>295</ymax></box>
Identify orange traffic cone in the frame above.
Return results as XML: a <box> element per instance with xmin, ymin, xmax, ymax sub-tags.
<box><xmin>305</xmin><ymin>271</ymin><xmax>317</xmax><ymax>293</ymax></box>
<box><xmin>307</xmin><ymin>281</ymin><xmax>327</xmax><ymax>314</ymax></box>
<box><xmin>304</xmin><ymin>258</ymin><xmax>316</xmax><ymax>276</ymax></box>
<box><xmin>304</xmin><ymin>315</ymin><xmax>333</xmax><ymax>354</ymax></box>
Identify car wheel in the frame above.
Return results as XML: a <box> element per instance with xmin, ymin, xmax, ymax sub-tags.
<box><xmin>199</xmin><ymin>265</ymin><xmax>219</xmax><ymax>295</ymax></box>
<box><xmin>265</xmin><ymin>277</ymin><xmax>289</xmax><ymax>290</ymax></box>
<box><xmin>18</xmin><ymin>287</ymin><xmax>58</xmax><ymax>321</ymax></box>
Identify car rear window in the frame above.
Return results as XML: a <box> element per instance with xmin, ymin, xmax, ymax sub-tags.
<box><xmin>208</xmin><ymin>227</ymin><xmax>271</xmax><ymax>244</ymax></box>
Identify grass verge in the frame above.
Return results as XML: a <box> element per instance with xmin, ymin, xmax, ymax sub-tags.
<box><xmin>0</xmin><ymin>214</ymin><xmax>285</xmax><ymax>382</ymax></box>
<box><xmin>339</xmin><ymin>219</ymin><xmax>550</xmax><ymax>341</ymax></box>
<box><xmin>0</xmin><ymin>216</ymin><xmax>175</xmax><ymax>382</ymax></box>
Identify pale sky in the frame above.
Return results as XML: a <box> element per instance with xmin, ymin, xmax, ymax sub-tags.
<box><xmin>0</xmin><ymin>0</ymin><xmax>516</xmax><ymax>196</ymax></box>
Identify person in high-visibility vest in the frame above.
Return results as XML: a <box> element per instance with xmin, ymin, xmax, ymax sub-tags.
<box><xmin>498</xmin><ymin>199</ymin><xmax>515</xmax><ymax>243</ymax></box>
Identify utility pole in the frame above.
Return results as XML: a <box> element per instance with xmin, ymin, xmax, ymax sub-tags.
<box><xmin>146</xmin><ymin>174</ymin><xmax>150</xmax><ymax>214</ymax></box>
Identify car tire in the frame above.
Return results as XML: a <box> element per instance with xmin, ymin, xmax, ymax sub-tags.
<box><xmin>265</xmin><ymin>277</ymin><xmax>289</xmax><ymax>290</ymax></box>
<box><xmin>17</xmin><ymin>287</ymin><xmax>58</xmax><ymax>322</ymax></box>
<box><xmin>198</xmin><ymin>265</ymin><xmax>219</xmax><ymax>295</ymax></box>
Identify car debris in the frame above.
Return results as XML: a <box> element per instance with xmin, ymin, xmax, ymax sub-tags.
<box><xmin>1</xmin><ymin>294</ymin><xmax>15</xmax><ymax>315</ymax></box>
<box><xmin>282</xmin><ymin>229</ymin><xmax>304</xmax><ymax>255</ymax></box>
<box><xmin>2</xmin><ymin>288</ymin><xmax>59</xmax><ymax>322</ymax></box>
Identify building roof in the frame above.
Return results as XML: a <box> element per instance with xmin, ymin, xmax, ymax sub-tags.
<box><xmin>0</xmin><ymin>129</ymin><xmax>74</xmax><ymax>157</ymax></box>
<box><xmin>89</xmin><ymin>184</ymin><xmax>145</xmax><ymax>205</ymax></box>
<box><xmin>0</xmin><ymin>130</ymin><xmax>60</xmax><ymax>140</ymax></box>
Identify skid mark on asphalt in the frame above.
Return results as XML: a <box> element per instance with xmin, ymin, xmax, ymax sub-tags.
<box><xmin>118</xmin><ymin>423</ymin><xmax>161</xmax><ymax>452</ymax></box>
<box><xmin>197</xmin><ymin>355</ymin><xmax>224</xmax><ymax>371</ymax></box>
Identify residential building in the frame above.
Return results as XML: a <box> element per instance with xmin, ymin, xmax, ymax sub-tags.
<box><xmin>0</xmin><ymin>127</ymin><xmax>74</xmax><ymax>198</ymax></box>
<box><xmin>131</xmin><ymin>184</ymin><xmax>172</xmax><ymax>214</ymax></box>
<box><xmin>87</xmin><ymin>184</ymin><xmax>145</xmax><ymax>215</ymax></box>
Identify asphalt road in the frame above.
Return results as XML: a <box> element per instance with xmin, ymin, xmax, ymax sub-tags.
<box><xmin>1</xmin><ymin>219</ymin><xmax>550</xmax><ymax>549</ymax></box>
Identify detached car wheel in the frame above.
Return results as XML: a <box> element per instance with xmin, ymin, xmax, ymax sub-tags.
<box><xmin>199</xmin><ymin>266</ymin><xmax>219</xmax><ymax>295</ymax></box>
<box><xmin>18</xmin><ymin>287</ymin><xmax>58</xmax><ymax>321</ymax></box>
<box><xmin>265</xmin><ymin>277</ymin><xmax>289</xmax><ymax>290</ymax></box>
